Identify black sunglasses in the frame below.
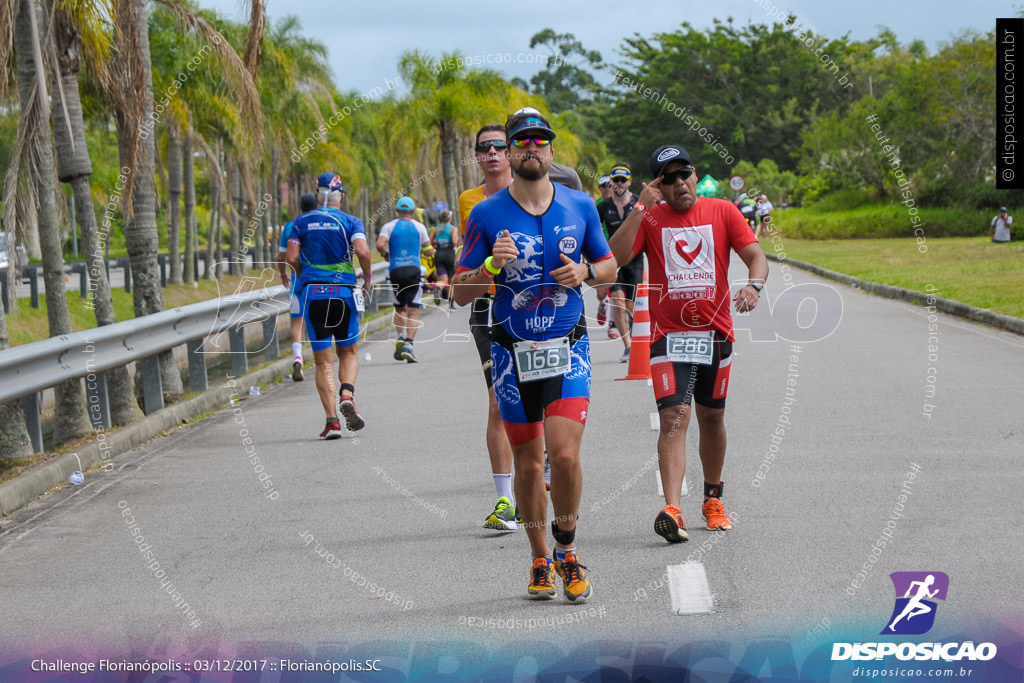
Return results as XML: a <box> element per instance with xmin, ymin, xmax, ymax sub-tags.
<box><xmin>660</xmin><ymin>167</ymin><xmax>695</xmax><ymax>185</ymax></box>
<box><xmin>475</xmin><ymin>140</ymin><xmax>509</xmax><ymax>153</ymax></box>
<box><xmin>611</xmin><ymin>176</ymin><xmax>630</xmax><ymax>183</ymax></box>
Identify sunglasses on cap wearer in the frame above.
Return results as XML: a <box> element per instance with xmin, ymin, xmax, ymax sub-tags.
<box><xmin>510</xmin><ymin>137</ymin><xmax>551</xmax><ymax>148</ymax></box>
<box><xmin>475</xmin><ymin>140</ymin><xmax>509</xmax><ymax>153</ymax></box>
<box><xmin>660</xmin><ymin>167</ymin><xmax>695</xmax><ymax>185</ymax></box>
<box><xmin>611</xmin><ymin>177</ymin><xmax>630</xmax><ymax>184</ymax></box>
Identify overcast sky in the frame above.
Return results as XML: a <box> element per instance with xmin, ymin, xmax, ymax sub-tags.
<box><xmin>201</xmin><ymin>0</ymin><xmax>1007</xmax><ymax>95</ymax></box>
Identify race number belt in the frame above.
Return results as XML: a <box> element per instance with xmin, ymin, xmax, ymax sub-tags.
<box><xmin>352</xmin><ymin>288</ymin><xmax>365</xmax><ymax>312</ymax></box>
<box><xmin>513</xmin><ymin>337</ymin><xmax>571</xmax><ymax>382</ymax></box>
<box><xmin>665</xmin><ymin>330</ymin><xmax>715</xmax><ymax>365</ymax></box>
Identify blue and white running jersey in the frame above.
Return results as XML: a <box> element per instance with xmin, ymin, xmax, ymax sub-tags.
<box><xmin>459</xmin><ymin>184</ymin><xmax>611</xmax><ymax>341</ymax></box>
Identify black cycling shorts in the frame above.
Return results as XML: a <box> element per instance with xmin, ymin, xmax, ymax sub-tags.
<box><xmin>434</xmin><ymin>247</ymin><xmax>456</xmax><ymax>277</ymax></box>
<box><xmin>649</xmin><ymin>332</ymin><xmax>733</xmax><ymax>410</ymax></box>
<box><xmin>610</xmin><ymin>259</ymin><xmax>644</xmax><ymax>301</ymax></box>
<box><xmin>389</xmin><ymin>266</ymin><xmax>422</xmax><ymax>309</ymax></box>
<box><xmin>469</xmin><ymin>296</ymin><xmax>493</xmax><ymax>388</ymax></box>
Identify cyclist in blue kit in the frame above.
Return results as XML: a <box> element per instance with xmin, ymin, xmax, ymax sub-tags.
<box><xmin>286</xmin><ymin>172</ymin><xmax>373</xmax><ymax>439</ymax></box>
<box><xmin>453</xmin><ymin>110</ymin><xmax>617</xmax><ymax>604</ymax></box>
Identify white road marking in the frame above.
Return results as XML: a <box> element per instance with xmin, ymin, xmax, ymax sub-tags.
<box><xmin>655</xmin><ymin>471</ymin><xmax>687</xmax><ymax>497</ymax></box>
<box><xmin>668</xmin><ymin>562</ymin><xmax>714</xmax><ymax>615</ymax></box>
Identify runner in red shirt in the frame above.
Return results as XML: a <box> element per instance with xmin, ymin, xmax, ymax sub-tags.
<box><xmin>608</xmin><ymin>144</ymin><xmax>768</xmax><ymax>543</ymax></box>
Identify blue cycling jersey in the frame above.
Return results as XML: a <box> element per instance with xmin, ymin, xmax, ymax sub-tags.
<box><xmin>459</xmin><ymin>184</ymin><xmax>611</xmax><ymax>340</ymax></box>
<box><xmin>289</xmin><ymin>207</ymin><xmax>366</xmax><ymax>289</ymax></box>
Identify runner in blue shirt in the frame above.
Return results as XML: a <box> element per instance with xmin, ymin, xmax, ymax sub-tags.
<box><xmin>286</xmin><ymin>173</ymin><xmax>373</xmax><ymax>439</ymax></box>
<box><xmin>453</xmin><ymin>110</ymin><xmax>617</xmax><ymax>604</ymax></box>
<box><xmin>278</xmin><ymin>192</ymin><xmax>318</xmax><ymax>381</ymax></box>
<box><xmin>376</xmin><ymin>197</ymin><xmax>434</xmax><ymax>362</ymax></box>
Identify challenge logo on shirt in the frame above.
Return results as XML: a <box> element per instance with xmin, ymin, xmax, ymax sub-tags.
<box><xmin>662</xmin><ymin>225</ymin><xmax>715</xmax><ymax>295</ymax></box>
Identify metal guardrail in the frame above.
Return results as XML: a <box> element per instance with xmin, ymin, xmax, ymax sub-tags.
<box><xmin>0</xmin><ymin>260</ymin><xmax>391</xmax><ymax>453</ymax></box>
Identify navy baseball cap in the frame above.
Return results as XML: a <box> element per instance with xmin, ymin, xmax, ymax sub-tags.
<box><xmin>316</xmin><ymin>172</ymin><xmax>345</xmax><ymax>192</ymax></box>
<box><xmin>506</xmin><ymin>114</ymin><xmax>556</xmax><ymax>141</ymax></box>
<box><xmin>650</xmin><ymin>145</ymin><xmax>692</xmax><ymax>178</ymax></box>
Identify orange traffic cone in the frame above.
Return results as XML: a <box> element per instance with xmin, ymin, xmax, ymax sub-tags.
<box><xmin>617</xmin><ymin>279</ymin><xmax>651</xmax><ymax>381</ymax></box>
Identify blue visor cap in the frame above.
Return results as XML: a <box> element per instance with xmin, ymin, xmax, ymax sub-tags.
<box><xmin>317</xmin><ymin>172</ymin><xmax>345</xmax><ymax>193</ymax></box>
<box><xmin>506</xmin><ymin>116</ymin><xmax>556</xmax><ymax>141</ymax></box>
<box><xmin>610</xmin><ymin>166</ymin><xmax>631</xmax><ymax>179</ymax></box>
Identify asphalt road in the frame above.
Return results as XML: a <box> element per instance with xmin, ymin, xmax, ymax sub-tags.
<box><xmin>0</xmin><ymin>258</ymin><xmax>1021</xmax><ymax>680</ymax></box>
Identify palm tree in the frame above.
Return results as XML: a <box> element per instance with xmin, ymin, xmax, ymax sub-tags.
<box><xmin>45</xmin><ymin>0</ymin><xmax>140</xmax><ymax>425</ymax></box>
<box><xmin>0</xmin><ymin>306</ymin><xmax>32</xmax><ymax>459</ymax></box>
<box><xmin>398</xmin><ymin>50</ymin><xmax>512</xmax><ymax>213</ymax></box>
<box><xmin>8</xmin><ymin>0</ymin><xmax>89</xmax><ymax>441</ymax></box>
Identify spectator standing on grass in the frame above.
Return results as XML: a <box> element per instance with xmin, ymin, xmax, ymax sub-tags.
<box><xmin>991</xmin><ymin>207</ymin><xmax>1012</xmax><ymax>243</ymax></box>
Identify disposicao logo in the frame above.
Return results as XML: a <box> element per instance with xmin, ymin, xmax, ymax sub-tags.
<box><xmin>831</xmin><ymin>572</ymin><xmax>997</xmax><ymax>662</ymax></box>
<box><xmin>882</xmin><ymin>571</ymin><xmax>948</xmax><ymax>635</ymax></box>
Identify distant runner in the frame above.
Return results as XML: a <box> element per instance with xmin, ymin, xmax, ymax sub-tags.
<box><xmin>286</xmin><ymin>173</ymin><xmax>373</xmax><ymax>438</ymax></box>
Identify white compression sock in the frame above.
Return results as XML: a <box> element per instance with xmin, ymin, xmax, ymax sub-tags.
<box><xmin>493</xmin><ymin>473</ymin><xmax>513</xmax><ymax>501</ymax></box>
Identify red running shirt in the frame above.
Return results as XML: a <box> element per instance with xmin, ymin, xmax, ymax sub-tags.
<box><xmin>632</xmin><ymin>197</ymin><xmax>757</xmax><ymax>342</ymax></box>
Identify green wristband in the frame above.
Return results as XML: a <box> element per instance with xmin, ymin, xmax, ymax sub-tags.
<box><xmin>484</xmin><ymin>256</ymin><xmax>502</xmax><ymax>275</ymax></box>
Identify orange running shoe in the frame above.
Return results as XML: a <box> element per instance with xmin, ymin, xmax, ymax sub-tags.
<box><xmin>527</xmin><ymin>557</ymin><xmax>556</xmax><ymax>599</ymax></box>
<box><xmin>654</xmin><ymin>504</ymin><xmax>689</xmax><ymax>543</ymax></box>
<box><xmin>553</xmin><ymin>550</ymin><xmax>592</xmax><ymax>603</ymax></box>
<box><xmin>702</xmin><ymin>497</ymin><xmax>732</xmax><ymax>530</ymax></box>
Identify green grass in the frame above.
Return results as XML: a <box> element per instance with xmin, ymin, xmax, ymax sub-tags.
<box><xmin>4</xmin><ymin>273</ymin><xmax>277</xmax><ymax>347</ymax></box>
<box><xmin>772</xmin><ymin>236</ymin><xmax>1024</xmax><ymax>319</ymax></box>
<box><xmin>776</xmin><ymin>202</ymin><xmax>991</xmax><ymax>240</ymax></box>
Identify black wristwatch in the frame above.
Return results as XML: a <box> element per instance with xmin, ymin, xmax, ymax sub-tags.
<box><xmin>748</xmin><ymin>281</ymin><xmax>764</xmax><ymax>294</ymax></box>
<box><xmin>586</xmin><ymin>262</ymin><xmax>597</xmax><ymax>281</ymax></box>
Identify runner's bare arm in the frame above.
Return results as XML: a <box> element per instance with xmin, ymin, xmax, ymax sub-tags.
<box><xmin>285</xmin><ymin>241</ymin><xmax>301</xmax><ymax>279</ymax></box>
<box><xmin>354</xmin><ymin>238</ymin><xmax>373</xmax><ymax>297</ymax></box>
<box><xmin>608</xmin><ymin>179</ymin><xmax>662</xmax><ymax>267</ymax></box>
<box><xmin>451</xmin><ymin>230</ymin><xmax>518</xmax><ymax>306</ymax></box>
<box><xmin>733</xmin><ymin>241</ymin><xmax>769</xmax><ymax>313</ymax></box>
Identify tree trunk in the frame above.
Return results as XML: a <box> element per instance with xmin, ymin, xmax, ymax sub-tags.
<box><xmin>0</xmin><ymin>304</ymin><xmax>33</xmax><ymax>460</ymax></box>
<box><xmin>204</xmin><ymin>175</ymin><xmax>218</xmax><ymax>280</ymax></box>
<box><xmin>182</xmin><ymin>131</ymin><xmax>195</xmax><ymax>283</ymax></box>
<box><xmin>166</xmin><ymin>121</ymin><xmax>182</xmax><ymax>284</ymax></box>
<box><xmin>47</xmin><ymin>0</ymin><xmax>138</xmax><ymax>425</ymax></box>
<box><xmin>440</xmin><ymin>121</ymin><xmax>459</xmax><ymax>217</ymax></box>
<box><xmin>230</xmin><ymin>160</ymin><xmax>244</xmax><ymax>274</ymax></box>
<box><xmin>15</xmin><ymin>0</ymin><xmax>89</xmax><ymax>443</ymax></box>
<box><xmin>114</xmin><ymin>0</ymin><xmax>183</xmax><ymax>402</ymax></box>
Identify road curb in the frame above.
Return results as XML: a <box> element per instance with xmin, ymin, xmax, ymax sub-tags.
<box><xmin>0</xmin><ymin>310</ymin><xmax>397</xmax><ymax>517</ymax></box>
<box><xmin>766</xmin><ymin>253</ymin><xmax>1024</xmax><ymax>336</ymax></box>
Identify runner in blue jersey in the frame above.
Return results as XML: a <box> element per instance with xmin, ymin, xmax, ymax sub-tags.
<box><xmin>286</xmin><ymin>173</ymin><xmax>373</xmax><ymax>439</ymax></box>
<box><xmin>278</xmin><ymin>192</ymin><xmax>318</xmax><ymax>381</ymax></box>
<box><xmin>453</xmin><ymin>110</ymin><xmax>617</xmax><ymax>604</ymax></box>
<box><xmin>376</xmin><ymin>196</ymin><xmax>434</xmax><ymax>363</ymax></box>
